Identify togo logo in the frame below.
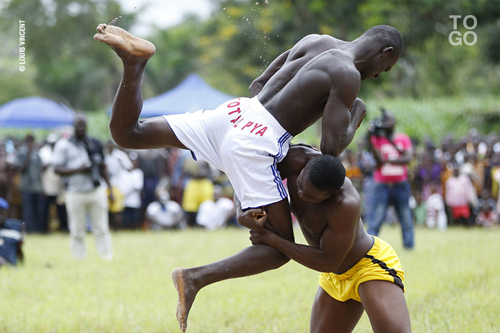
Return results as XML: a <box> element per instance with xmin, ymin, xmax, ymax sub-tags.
<box><xmin>449</xmin><ymin>15</ymin><xmax>477</xmax><ymax>46</ymax></box>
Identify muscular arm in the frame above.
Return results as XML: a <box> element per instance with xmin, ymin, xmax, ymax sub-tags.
<box><xmin>320</xmin><ymin>69</ymin><xmax>365</xmax><ymax>157</ymax></box>
<box><xmin>249</xmin><ymin>49</ymin><xmax>290</xmax><ymax>97</ymax></box>
<box><xmin>251</xmin><ymin>199</ymin><xmax>359</xmax><ymax>272</ymax></box>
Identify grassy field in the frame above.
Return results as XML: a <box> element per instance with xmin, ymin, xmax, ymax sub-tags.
<box><xmin>1</xmin><ymin>226</ymin><xmax>500</xmax><ymax>333</ymax></box>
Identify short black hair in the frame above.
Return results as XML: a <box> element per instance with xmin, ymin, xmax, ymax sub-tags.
<box><xmin>304</xmin><ymin>155</ymin><xmax>346</xmax><ymax>192</ymax></box>
<box><xmin>363</xmin><ymin>25</ymin><xmax>403</xmax><ymax>56</ymax></box>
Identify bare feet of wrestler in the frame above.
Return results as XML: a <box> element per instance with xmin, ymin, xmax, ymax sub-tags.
<box><xmin>172</xmin><ymin>268</ymin><xmax>200</xmax><ymax>332</ymax></box>
<box><xmin>93</xmin><ymin>23</ymin><xmax>156</xmax><ymax>64</ymax></box>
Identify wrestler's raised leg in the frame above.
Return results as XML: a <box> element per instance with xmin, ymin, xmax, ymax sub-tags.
<box><xmin>172</xmin><ymin>199</ymin><xmax>294</xmax><ymax>332</ymax></box>
<box><xmin>94</xmin><ymin>24</ymin><xmax>186</xmax><ymax>150</ymax></box>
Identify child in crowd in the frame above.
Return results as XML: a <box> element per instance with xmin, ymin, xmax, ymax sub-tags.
<box><xmin>425</xmin><ymin>183</ymin><xmax>447</xmax><ymax>230</ymax></box>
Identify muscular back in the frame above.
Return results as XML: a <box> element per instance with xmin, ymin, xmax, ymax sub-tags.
<box><xmin>256</xmin><ymin>35</ymin><xmax>359</xmax><ymax>136</ymax></box>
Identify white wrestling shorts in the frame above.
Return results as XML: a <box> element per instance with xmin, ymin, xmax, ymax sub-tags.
<box><xmin>163</xmin><ymin>97</ymin><xmax>293</xmax><ymax>210</ymax></box>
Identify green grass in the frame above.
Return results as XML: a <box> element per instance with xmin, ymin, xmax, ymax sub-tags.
<box><xmin>1</xmin><ymin>226</ymin><xmax>500</xmax><ymax>332</ymax></box>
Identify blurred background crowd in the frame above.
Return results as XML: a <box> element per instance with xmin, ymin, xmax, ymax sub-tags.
<box><xmin>0</xmin><ymin>131</ymin><xmax>238</xmax><ymax>235</ymax></box>
<box><xmin>344</xmin><ymin>125</ymin><xmax>500</xmax><ymax>232</ymax></box>
<box><xmin>2</xmin><ymin>116</ymin><xmax>500</xmax><ymax>241</ymax></box>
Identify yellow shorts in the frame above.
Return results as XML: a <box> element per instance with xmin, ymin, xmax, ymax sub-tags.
<box><xmin>319</xmin><ymin>236</ymin><xmax>404</xmax><ymax>303</ymax></box>
<box><xmin>182</xmin><ymin>178</ymin><xmax>214</xmax><ymax>212</ymax></box>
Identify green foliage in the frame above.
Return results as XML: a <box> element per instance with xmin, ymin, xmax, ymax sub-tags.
<box><xmin>1</xmin><ymin>0</ymin><xmax>139</xmax><ymax>110</ymax></box>
<box><xmin>0</xmin><ymin>227</ymin><xmax>499</xmax><ymax>332</ymax></box>
<box><xmin>1</xmin><ymin>0</ymin><xmax>500</xmax><ymax>134</ymax></box>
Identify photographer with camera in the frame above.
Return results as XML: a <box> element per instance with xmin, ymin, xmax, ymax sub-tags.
<box><xmin>366</xmin><ymin>109</ymin><xmax>414</xmax><ymax>250</ymax></box>
<box><xmin>53</xmin><ymin>113</ymin><xmax>114</xmax><ymax>260</ymax></box>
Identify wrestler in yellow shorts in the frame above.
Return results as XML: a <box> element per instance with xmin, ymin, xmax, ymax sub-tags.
<box><xmin>319</xmin><ymin>236</ymin><xmax>404</xmax><ymax>303</ymax></box>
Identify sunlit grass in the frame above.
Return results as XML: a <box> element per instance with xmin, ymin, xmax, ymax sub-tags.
<box><xmin>1</xmin><ymin>226</ymin><xmax>499</xmax><ymax>332</ymax></box>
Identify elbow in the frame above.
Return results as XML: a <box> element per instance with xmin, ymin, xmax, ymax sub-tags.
<box><xmin>320</xmin><ymin>142</ymin><xmax>341</xmax><ymax>157</ymax></box>
<box><xmin>109</xmin><ymin>126</ymin><xmax>135</xmax><ymax>150</ymax></box>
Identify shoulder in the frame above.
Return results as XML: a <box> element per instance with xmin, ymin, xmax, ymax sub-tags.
<box><xmin>336</xmin><ymin>179</ymin><xmax>362</xmax><ymax>217</ymax></box>
<box><xmin>54</xmin><ymin>138</ymin><xmax>70</xmax><ymax>150</ymax></box>
<box><xmin>395</xmin><ymin>133</ymin><xmax>411</xmax><ymax>141</ymax></box>
<box><xmin>395</xmin><ymin>133</ymin><xmax>413</xmax><ymax>147</ymax></box>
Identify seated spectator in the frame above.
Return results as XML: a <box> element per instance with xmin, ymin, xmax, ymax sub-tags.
<box><xmin>445</xmin><ymin>164</ymin><xmax>476</xmax><ymax>226</ymax></box>
<box><xmin>425</xmin><ymin>184</ymin><xmax>447</xmax><ymax>230</ymax></box>
<box><xmin>196</xmin><ymin>185</ymin><xmax>235</xmax><ymax>231</ymax></box>
<box><xmin>476</xmin><ymin>199</ymin><xmax>499</xmax><ymax>228</ymax></box>
<box><xmin>0</xmin><ymin>198</ymin><xmax>24</xmax><ymax>267</ymax></box>
<box><xmin>146</xmin><ymin>191</ymin><xmax>186</xmax><ymax>230</ymax></box>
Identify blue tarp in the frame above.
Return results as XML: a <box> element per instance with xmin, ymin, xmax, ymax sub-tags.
<box><xmin>0</xmin><ymin>96</ymin><xmax>75</xmax><ymax>129</ymax></box>
<box><xmin>136</xmin><ymin>74</ymin><xmax>236</xmax><ymax>118</ymax></box>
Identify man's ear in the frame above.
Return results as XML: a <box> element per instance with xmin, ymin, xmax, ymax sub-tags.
<box><xmin>381</xmin><ymin>46</ymin><xmax>394</xmax><ymax>57</ymax></box>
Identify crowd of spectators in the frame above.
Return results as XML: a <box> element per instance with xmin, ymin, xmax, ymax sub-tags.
<box><xmin>342</xmin><ymin>128</ymin><xmax>500</xmax><ymax>232</ymax></box>
<box><xmin>2</xmin><ymin>116</ymin><xmax>500</xmax><ymax>265</ymax></box>
<box><xmin>0</xmin><ymin>133</ymin><xmax>237</xmax><ymax>233</ymax></box>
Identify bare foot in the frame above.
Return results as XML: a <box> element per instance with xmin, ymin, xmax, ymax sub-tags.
<box><xmin>172</xmin><ymin>268</ymin><xmax>200</xmax><ymax>332</ymax></box>
<box><xmin>93</xmin><ymin>23</ymin><xmax>156</xmax><ymax>64</ymax></box>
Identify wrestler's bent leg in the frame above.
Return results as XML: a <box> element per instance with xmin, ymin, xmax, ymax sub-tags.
<box><xmin>358</xmin><ymin>280</ymin><xmax>411</xmax><ymax>333</ymax></box>
<box><xmin>310</xmin><ymin>287</ymin><xmax>364</xmax><ymax>333</ymax></box>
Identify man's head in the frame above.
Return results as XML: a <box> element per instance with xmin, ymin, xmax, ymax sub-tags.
<box><xmin>355</xmin><ymin>25</ymin><xmax>403</xmax><ymax>80</ymax></box>
<box><xmin>297</xmin><ymin>155</ymin><xmax>346</xmax><ymax>203</ymax></box>
<box><xmin>381</xmin><ymin>111</ymin><xmax>396</xmax><ymax>136</ymax></box>
<box><xmin>0</xmin><ymin>198</ymin><xmax>9</xmax><ymax>227</ymax></box>
<box><xmin>73</xmin><ymin>113</ymin><xmax>88</xmax><ymax>140</ymax></box>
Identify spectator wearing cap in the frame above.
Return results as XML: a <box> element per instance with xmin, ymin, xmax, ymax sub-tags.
<box><xmin>0</xmin><ymin>198</ymin><xmax>24</xmax><ymax>267</ymax></box>
<box><xmin>367</xmin><ymin>112</ymin><xmax>415</xmax><ymax>249</ymax></box>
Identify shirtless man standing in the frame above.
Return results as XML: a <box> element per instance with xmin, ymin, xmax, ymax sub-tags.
<box><xmin>250</xmin><ymin>144</ymin><xmax>411</xmax><ymax>332</ymax></box>
<box><xmin>94</xmin><ymin>23</ymin><xmax>402</xmax><ymax>331</ymax></box>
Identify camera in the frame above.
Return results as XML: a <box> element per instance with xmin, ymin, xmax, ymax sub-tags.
<box><xmin>368</xmin><ymin>107</ymin><xmax>392</xmax><ymax>137</ymax></box>
<box><xmin>89</xmin><ymin>152</ymin><xmax>102</xmax><ymax>188</ymax></box>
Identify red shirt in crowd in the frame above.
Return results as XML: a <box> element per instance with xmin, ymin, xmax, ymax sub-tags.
<box><xmin>371</xmin><ymin>133</ymin><xmax>413</xmax><ymax>183</ymax></box>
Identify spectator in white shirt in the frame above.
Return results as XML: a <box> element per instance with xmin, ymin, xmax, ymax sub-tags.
<box><xmin>197</xmin><ymin>185</ymin><xmax>235</xmax><ymax>231</ymax></box>
<box><xmin>425</xmin><ymin>183</ymin><xmax>447</xmax><ymax>230</ymax></box>
<box><xmin>146</xmin><ymin>191</ymin><xmax>186</xmax><ymax>230</ymax></box>
<box><xmin>121</xmin><ymin>153</ymin><xmax>144</xmax><ymax>229</ymax></box>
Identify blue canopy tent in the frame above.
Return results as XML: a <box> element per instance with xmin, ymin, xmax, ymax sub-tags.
<box><xmin>136</xmin><ymin>74</ymin><xmax>236</xmax><ymax>118</ymax></box>
<box><xmin>0</xmin><ymin>96</ymin><xmax>75</xmax><ymax>129</ymax></box>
